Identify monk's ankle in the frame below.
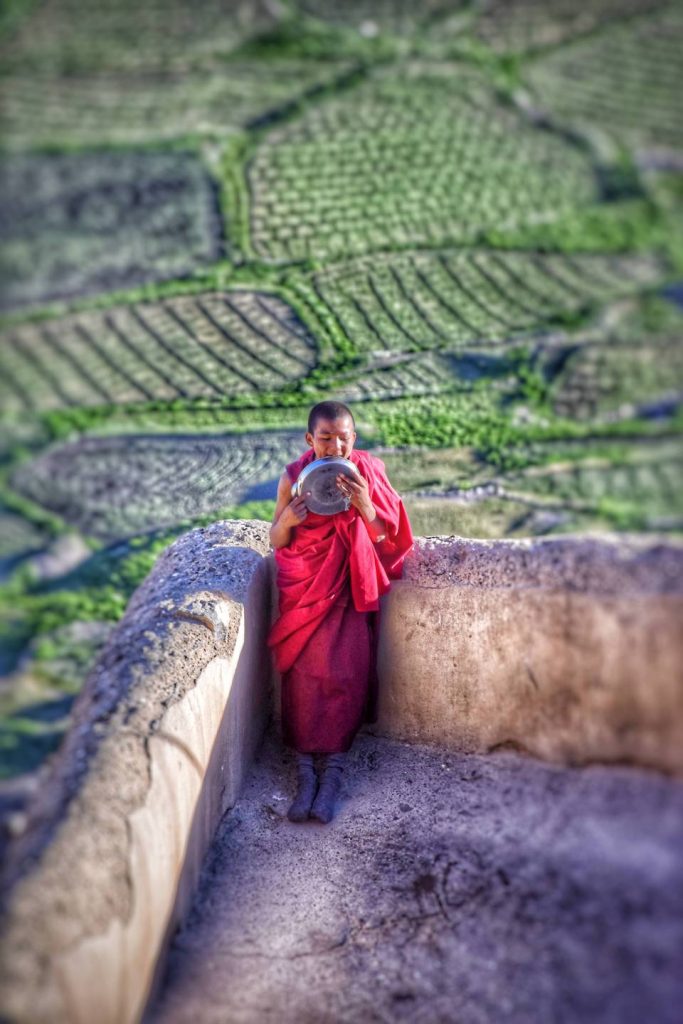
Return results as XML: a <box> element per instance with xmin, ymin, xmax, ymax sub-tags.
<box><xmin>309</xmin><ymin>753</ymin><xmax>345</xmax><ymax>824</ymax></box>
<box><xmin>287</xmin><ymin>752</ymin><xmax>317</xmax><ymax>822</ymax></box>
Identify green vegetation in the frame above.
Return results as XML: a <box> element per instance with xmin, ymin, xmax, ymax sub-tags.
<box><xmin>0</xmin><ymin>61</ymin><xmax>357</xmax><ymax>151</ymax></box>
<box><xmin>0</xmin><ymin>288</ymin><xmax>319</xmax><ymax>416</ymax></box>
<box><xmin>551</xmin><ymin>337</ymin><xmax>683</xmax><ymax>420</ymax></box>
<box><xmin>526</xmin><ymin>4</ymin><xmax>683</xmax><ymax>154</ymax></box>
<box><xmin>10</xmin><ymin>432</ymin><xmax>297</xmax><ymax>540</ymax></box>
<box><xmin>482</xmin><ymin>199</ymin><xmax>675</xmax><ymax>259</ymax></box>
<box><xmin>247</xmin><ymin>64</ymin><xmax>598</xmax><ymax>263</ymax></box>
<box><xmin>0</xmin><ymin>497</ymin><xmax>276</xmax><ymax>672</ymax></box>
<box><xmin>1</xmin><ymin>0</ymin><xmax>682</xmax><ymax>781</ymax></box>
<box><xmin>303</xmin><ymin>249</ymin><xmax>664</xmax><ymax>359</ymax></box>
<box><xmin>472</xmin><ymin>0</ymin><xmax>666</xmax><ymax>56</ymax></box>
<box><xmin>0</xmin><ymin>151</ymin><xmax>219</xmax><ymax>310</ymax></box>
<box><xmin>0</xmin><ymin>0</ymin><xmax>279</xmax><ymax>75</ymax></box>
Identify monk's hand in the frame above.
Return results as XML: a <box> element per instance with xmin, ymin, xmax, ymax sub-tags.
<box><xmin>336</xmin><ymin>473</ymin><xmax>373</xmax><ymax>517</ymax></box>
<box><xmin>280</xmin><ymin>493</ymin><xmax>309</xmax><ymax>528</ymax></box>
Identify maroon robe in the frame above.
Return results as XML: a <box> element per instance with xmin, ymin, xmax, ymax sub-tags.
<box><xmin>268</xmin><ymin>448</ymin><xmax>413</xmax><ymax>753</ymax></box>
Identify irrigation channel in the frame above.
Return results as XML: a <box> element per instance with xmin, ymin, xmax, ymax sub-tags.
<box><xmin>146</xmin><ymin>727</ymin><xmax>683</xmax><ymax>1024</ymax></box>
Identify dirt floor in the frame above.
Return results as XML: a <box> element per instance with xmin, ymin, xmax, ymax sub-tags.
<box><xmin>146</xmin><ymin>727</ymin><xmax>683</xmax><ymax>1024</ymax></box>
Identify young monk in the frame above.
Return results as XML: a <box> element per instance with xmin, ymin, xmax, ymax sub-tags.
<box><xmin>268</xmin><ymin>400</ymin><xmax>413</xmax><ymax>824</ymax></box>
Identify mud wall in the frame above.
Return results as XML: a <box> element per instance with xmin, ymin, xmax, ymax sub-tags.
<box><xmin>376</xmin><ymin>535</ymin><xmax>683</xmax><ymax>775</ymax></box>
<box><xmin>3</xmin><ymin>527</ymin><xmax>682</xmax><ymax>1024</ymax></box>
<box><xmin>0</xmin><ymin>521</ymin><xmax>272</xmax><ymax>1024</ymax></box>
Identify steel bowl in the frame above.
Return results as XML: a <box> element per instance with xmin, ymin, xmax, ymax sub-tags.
<box><xmin>291</xmin><ymin>456</ymin><xmax>361</xmax><ymax>515</ymax></box>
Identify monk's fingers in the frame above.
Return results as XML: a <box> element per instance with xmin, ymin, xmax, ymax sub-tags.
<box><xmin>289</xmin><ymin>498</ymin><xmax>308</xmax><ymax>520</ymax></box>
<box><xmin>337</xmin><ymin>474</ymin><xmax>365</xmax><ymax>494</ymax></box>
<box><xmin>345</xmin><ymin>481</ymin><xmax>368</xmax><ymax>501</ymax></box>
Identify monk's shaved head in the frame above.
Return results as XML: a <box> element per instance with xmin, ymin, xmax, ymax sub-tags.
<box><xmin>307</xmin><ymin>401</ymin><xmax>355</xmax><ymax>434</ymax></box>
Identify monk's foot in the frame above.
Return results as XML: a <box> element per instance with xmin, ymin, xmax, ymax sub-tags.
<box><xmin>287</xmin><ymin>753</ymin><xmax>317</xmax><ymax>822</ymax></box>
<box><xmin>309</xmin><ymin>753</ymin><xmax>345</xmax><ymax>824</ymax></box>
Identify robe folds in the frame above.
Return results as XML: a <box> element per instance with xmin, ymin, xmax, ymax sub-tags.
<box><xmin>268</xmin><ymin>448</ymin><xmax>414</xmax><ymax>753</ymax></box>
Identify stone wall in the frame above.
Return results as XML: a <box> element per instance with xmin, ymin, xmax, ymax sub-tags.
<box><xmin>2</xmin><ymin>526</ymin><xmax>682</xmax><ymax>1024</ymax></box>
<box><xmin>0</xmin><ymin>521</ymin><xmax>272</xmax><ymax>1024</ymax></box>
<box><xmin>375</xmin><ymin>535</ymin><xmax>683</xmax><ymax>775</ymax></box>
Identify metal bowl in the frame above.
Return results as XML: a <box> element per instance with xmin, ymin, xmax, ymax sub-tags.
<box><xmin>291</xmin><ymin>456</ymin><xmax>361</xmax><ymax>515</ymax></box>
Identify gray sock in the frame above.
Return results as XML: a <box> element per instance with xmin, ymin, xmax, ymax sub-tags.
<box><xmin>310</xmin><ymin>752</ymin><xmax>346</xmax><ymax>824</ymax></box>
<box><xmin>287</xmin><ymin>752</ymin><xmax>317</xmax><ymax>822</ymax></box>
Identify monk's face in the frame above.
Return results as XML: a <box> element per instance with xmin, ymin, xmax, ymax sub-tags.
<box><xmin>306</xmin><ymin>415</ymin><xmax>356</xmax><ymax>460</ymax></box>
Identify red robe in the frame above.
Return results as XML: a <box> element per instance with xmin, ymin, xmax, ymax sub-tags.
<box><xmin>268</xmin><ymin>448</ymin><xmax>414</xmax><ymax>753</ymax></box>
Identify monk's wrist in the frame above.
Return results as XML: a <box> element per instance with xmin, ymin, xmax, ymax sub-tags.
<box><xmin>359</xmin><ymin>501</ymin><xmax>376</xmax><ymax>521</ymax></box>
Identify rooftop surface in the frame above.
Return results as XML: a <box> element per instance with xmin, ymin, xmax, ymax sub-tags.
<box><xmin>148</xmin><ymin>727</ymin><xmax>683</xmax><ymax>1024</ymax></box>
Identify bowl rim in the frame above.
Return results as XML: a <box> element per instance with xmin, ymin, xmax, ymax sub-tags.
<box><xmin>291</xmin><ymin>455</ymin><xmax>361</xmax><ymax>509</ymax></box>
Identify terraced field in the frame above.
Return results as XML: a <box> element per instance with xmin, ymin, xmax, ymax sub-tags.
<box><xmin>301</xmin><ymin>250</ymin><xmax>664</xmax><ymax>355</ymax></box>
<box><xmin>0</xmin><ymin>151</ymin><xmax>220</xmax><ymax>309</ymax></box>
<box><xmin>498</xmin><ymin>438</ymin><xmax>683</xmax><ymax>530</ymax></box>
<box><xmin>11</xmin><ymin>431</ymin><xmax>303</xmax><ymax>540</ymax></box>
<box><xmin>0</xmin><ymin>0</ymin><xmax>280</xmax><ymax>75</ymax></box>
<box><xmin>380</xmin><ymin>435</ymin><xmax>683</xmax><ymax>536</ymax></box>
<box><xmin>248</xmin><ymin>64</ymin><xmax>598</xmax><ymax>262</ymax></box>
<box><xmin>525</xmin><ymin>3</ymin><xmax>683</xmax><ymax>157</ymax></box>
<box><xmin>551</xmin><ymin>336</ymin><xmax>683</xmax><ymax>420</ymax></box>
<box><xmin>472</xmin><ymin>0</ymin><xmax>666</xmax><ymax>54</ymax></box>
<box><xmin>0</xmin><ymin>61</ymin><xmax>357</xmax><ymax>150</ymax></box>
<box><xmin>0</xmin><ymin>290</ymin><xmax>317</xmax><ymax>414</ymax></box>
<box><xmin>0</xmin><ymin>510</ymin><xmax>45</xmax><ymax>571</ymax></box>
<box><xmin>298</xmin><ymin>0</ymin><xmax>462</xmax><ymax>34</ymax></box>
<box><xmin>0</xmin><ymin>0</ymin><xmax>681</xmax><ymax>785</ymax></box>
<box><xmin>506</xmin><ymin>450</ymin><xmax>681</xmax><ymax>512</ymax></box>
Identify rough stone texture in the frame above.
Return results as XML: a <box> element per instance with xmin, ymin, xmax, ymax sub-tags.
<box><xmin>147</xmin><ymin>727</ymin><xmax>683</xmax><ymax>1024</ymax></box>
<box><xmin>0</xmin><ymin>520</ymin><xmax>272</xmax><ymax>1024</ymax></box>
<box><xmin>377</xmin><ymin>534</ymin><xmax>683</xmax><ymax>775</ymax></box>
<box><xmin>403</xmin><ymin>534</ymin><xmax>683</xmax><ymax>595</ymax></box>
<box><xmin>3</xmin><ymin>529</ymin><xmax>683</xmax><ymax>1023</ymax></box>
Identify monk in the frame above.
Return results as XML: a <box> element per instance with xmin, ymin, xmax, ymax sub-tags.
<box><xmin>268</xmin><ymin>400</ymin><xmax>413</xmax><ymax>824</ymax></box>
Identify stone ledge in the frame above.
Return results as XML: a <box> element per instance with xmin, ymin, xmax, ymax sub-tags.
<box><xmin>405</xmin><ymin>533</ymin><xmax>683</xmax><ymax>594</ymax></box>
<box><xmin>0</xmin><ymin>520</ymin><xmax>272</xmax><ymax>1024</ymax></box>
<box><xmin>377</xmin><ymin>534</ymin><xmax>683</xmax><ymax>775</ymax></box>
<box><xmin>3</xmin><ymin>527</ymin><xmax>682</xmax><ymax>1023</ymax></box>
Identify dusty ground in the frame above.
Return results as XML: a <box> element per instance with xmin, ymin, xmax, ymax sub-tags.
<box><xmin>147</xmin><ymin>728</ymin><xmax>683</xmax><ymax>1024</ymax></box>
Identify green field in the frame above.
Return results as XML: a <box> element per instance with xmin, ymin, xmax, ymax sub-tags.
<box><xmin>0</xmin><ymin>0</ymin><xmax>682</xmax><ymax>783</ymax></box>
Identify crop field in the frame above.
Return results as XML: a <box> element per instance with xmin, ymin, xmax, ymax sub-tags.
<box><xmin>551</xmin><ymin>335</ymin><xmax>683</xmax><ymax>420</ymax></box>
<box><xmin>0</xmin><ymin>290</ymin><xmax>317</xmax><ymax>414</ymax></box>
<box><xmin>471</xmin><ymin>0</ymin><xmax>666</xmax><ymax>54</ymax></box>
<box><xmin>0</xmin><ymin>151</ymin><xmax>220</xmax><ymax>309</ymax></box>
<box><xmin>301</xmin><ymin>250</ymin><xmax>664</xmax><ymax>354</ymax></box>
<box><xmin>298</xmin><ymin>1</ymin><xmax>461</xmax><ymax>35</ymax></box>
<box><xmin>0</xmin><ymin>61</ymin><xmax>356</xmax><ymax>151</ymax></box>
<box><xmin>525</xmin><ymin>4</ymin><xmax>683</xmax><ymax>157</ymax></box>
<box><xmin>11</xmin><ymin>431</ymin><xmax>304</xmax><ymax>540</ymax></box>
<box><xmin>0</xmin><ymin>0</ymin><xmax>280</xmax><ymax>75</ymax></box>
<box><xmin>496</xmin><ymin>438</ymin><xmax>683</xmax><ymax>532</ymax></box>
<box><xmin>0</xmin><ymin>0</ymin><xmax>681</xmax><ymax>787</ymax></box>
<box><xmin>247</xmin><ymin>64</ymin><xmax>598</xmax><ymax>262</ymax></box>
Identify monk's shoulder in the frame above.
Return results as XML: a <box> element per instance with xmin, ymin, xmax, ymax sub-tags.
<box><xmin>356</xmin><ymin>449</ymin><xmax>387</xmax><ymax>476</ymax></box>
<box><xmin>286</xmin><ymin>449</ymin><xmax>313</xmax><ymax>482</ymax></box>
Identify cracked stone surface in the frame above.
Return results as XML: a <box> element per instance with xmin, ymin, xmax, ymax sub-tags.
<box><xmin>147</xmin><ymin>727</ymin><xmax>683</xmax><ymax>1024</ymax></box>
<box><xmin>406</xmin><ymin>534</ymin><xmax>683</xmax><ymax>595</ymax></box>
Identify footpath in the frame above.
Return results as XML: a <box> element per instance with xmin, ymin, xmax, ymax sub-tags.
<box><xmin>147</xmin><ymin>727</ymin><xmax>683</xmax><ymax>1024</ymax></box>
